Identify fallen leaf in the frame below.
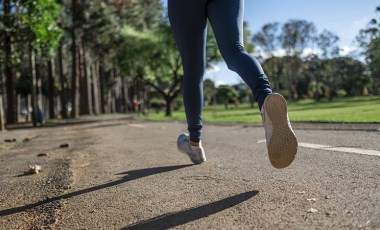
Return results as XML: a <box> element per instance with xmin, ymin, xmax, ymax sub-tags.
<box><xmin>24</xmin><ymin>165</ymin><xmax>42</xmax><ymax>175</ymax></box>
<box><xmin>307</xmin><ymin>208</ymin><xmax>318</xmax><ymax>213</ymax></box>
<box><xmin>59</xmin><ymin>143</ymin><xmax>69</xmax><ymax>148</ymax></box>
<box><xmin>4</xmin><ymin>139</ymin><xmax>16</xmax><ymax>143</ymax></box>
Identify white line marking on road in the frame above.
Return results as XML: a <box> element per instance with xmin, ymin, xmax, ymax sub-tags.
<box><xmin>298</xmin><ymin>142</ymin><xmax>380</xmax><ymax>157</ymax></box>
<box><xmin>257</xmin><ymin>139</ymin><xmax>380</xmax><ymax>157</ymax></box>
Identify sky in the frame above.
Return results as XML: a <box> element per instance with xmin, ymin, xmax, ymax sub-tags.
<box><xmin>161</xmin><ymin>0</ymin><xmax>379</xmax><ymax>85</ymax></box>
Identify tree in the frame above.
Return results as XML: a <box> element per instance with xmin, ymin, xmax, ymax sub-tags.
<box><xmin>253</xmin><ymin>22</ymin><xmax>280</xmax><ymax>58</ymax></box>
<box><xmin>280</xmin><ymin>19</ymin><xmax>317</xmax><ymax>100</ymax></box>
<box><xmin>317</xmin><ymin>29</ymin><xmax>340</xmax><ymax>59</ymax></box>
<box><xmin>76</xmin><ymin>0</ymin><xmax>163</xmax><ymax>115</ymax></box>
<box><xmin>2</xmin><ymin>0</ymin><xmax>16</xmax><ymax>124</ymax></box>
<box><xmin>332</xmin><ymin>57</ymin><xmax>368</xmax><ymax>96</ymax></box>
<box><xmin>262</xmin><ymin>56</ymin><xmax>286</xmax><ymax>92</ymax></box>
<box><xmin>118</xmin><ymin>21</ymin><xmax>222</xmax><ymax>116</ymax></box>
<box><xmin>253</xmin><ymin>23</ymin><xmax>281</xmax><ymax>90</ymax></box>
<box><xmin>304</xmin><ymin>54</ymin><xmax>323</xmax><ymax>100</ymax></box>
<box><xmin>356</xmin><ymin>4</ymin><xmax>380</xmax><ymax>95</ymax></box>
<box><xmin>216</xmin><ymin>85</ymin><xmax>238</xmax><ymax>110</ymax></box>
<box><xmin>117</xmin><ymin>24</ymin><xmax>182</xmax><ymax>116</ymax></box>
<box><xmin>312</xmin><ymin>30</ymin><xmax>340</xmax><ymax>100</ymax></box>
<box><xmin>24</xmin><ymin>0</ymin><xmax>62</xmax><ymax>125</ymax></box>
<box><xmin>0</xmin><ymin>0</ymin><xmax>62</xmax><ymax>125</ymax></box>
<box><xmin>69</xmin><ymin>0</ymin><xmax>80</xmax><ymax>118</ymax></box>
<box><xmin>203</xmin><ymin>79</ymin><xmax>216</xmax><ymax>106</ymax></box>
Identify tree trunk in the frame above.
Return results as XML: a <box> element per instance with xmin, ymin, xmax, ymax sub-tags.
<box><xmin>25</xmin><ymin>95</ymin><xmax>30</xmax><ymax>122</ymax></box>
<box><xmin>287</xmin><ymin>57</ymin><xmax>295</xmax><ymax>101</ymax></box>
<box><xmin>71</xmin><ymin>39</ymin><xmax>80</xmax><ymax>118</ymax></box>
<box><xmin>58</xmin><ymin>42</ymin><xmax>69</xmax><ymax>118</ymax></box>
<box><xmin>271</xmin><ymin>57</ymin><xmax>279</xmax><ymax>92</ymax></box>
<box><xmin>99</xmin><ymin>60</ymin><xmax>106</xmax><ymax>113</ymax></box>
<box><xmin>79</xmin><ymin>40</ymin><xmax>92</xmax><ymax>115</ymax></box>
<box><xmin>108</xmin><ymin>71</ymin><xmax>114</xmax><ymax>113</ymax></box>
<box><xmin>110</xmin><ymin>68</ymin><xmax>120</xmax><ymax>113</ymax></box>
<box><xmin>122</xmin><ymin>77</ymin><xmax>130</xmax><ymax>113</ymax></box>
<box><xmin>29</xmin><ymin>45</ymin><xmax>38</xmax><ymax>127</ymax></box>
<box><xmin>16</xmin><ymin>94</ymin><xmax>20</xmax><ymax>122</ymax></box>
<box><xmin>4</xmin><ymin>0</ymin><xmax>16</xmax><ymax>124</ymax></box>
<box><xmin>0</xmin><ymin>63</ymin><xmax>5</xmax><ymax>129</ymax></box>
<box><xmin>92</xmin><ymin>62</ymin><xmax>101</xmax><ymax>115</ymax></box>
<box><xmin>48</xmin><ymin>58</ymin><xmax>56</xmax><ymax>118</ymax></box>
<box><xmin>0</xmin><ymin>63</ymin><xmax>4</xmax><ymax>96</ymax></box>
<box><xmin>114</xmin><ymin>69</ymin><xmax>122</xmax><ymax>113</ymax></box>
<box><xmin>35</xmin><ymin>63</ymin><xmax>43</xmax><ymax>116</ymax></box>
<box><xmin>165</xmin><ymin>96</ymin><xmax>173</xmax><ymax>117</ymax></box>
<box><xmin>71</xmin><ymin>0</ymin><xmax>80</xmax><ymax>118</ymax></box>
<box><xmin>0</xmin><ymin>95</ymin><xmax>5</xmax><ymax>131</ymax></box>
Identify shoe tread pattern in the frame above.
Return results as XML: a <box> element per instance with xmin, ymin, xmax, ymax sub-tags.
<box><xmin>265</xmin><ymin>94</ymin><xmax>298</xmax><ymax>168</ymax></box>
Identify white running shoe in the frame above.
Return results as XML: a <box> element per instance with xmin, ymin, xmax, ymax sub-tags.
<box><xmin>261</xmin><ymin>93</ymin><xmax>298</xmax><ymax>168</ymax></box>
<box><xmin>177</xmin><ymin>133</ymin><xmax>206</xmax><ymax>164</ymax></box>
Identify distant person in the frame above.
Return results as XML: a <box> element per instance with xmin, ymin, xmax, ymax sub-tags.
<box><xmin>169</xmin><ymin>0</ymin><xmax>298</xmax><ymax>168</ymax></box>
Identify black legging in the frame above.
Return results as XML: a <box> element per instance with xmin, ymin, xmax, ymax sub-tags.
<box><xmin>169</xmin><ymin>0</ymin><xmax>272</xmax><ymax>142</ymax></box>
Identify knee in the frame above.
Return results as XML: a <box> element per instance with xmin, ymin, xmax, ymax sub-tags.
<box><xmin>223</xmin><ymin>47</ymin><xmax>246</xmax><ymax>71</ymax></box>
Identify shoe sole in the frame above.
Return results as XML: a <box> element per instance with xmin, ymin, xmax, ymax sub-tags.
<box><xmin>264</xmin><ymin>94</ymin><xmax>298</xmax><ymax>168</ymax></box>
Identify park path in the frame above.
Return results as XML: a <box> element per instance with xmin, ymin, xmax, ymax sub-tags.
<box><xmin>0</xmin><ymin>117</ymin><xmax>379</xmax><ymax>229</ymax></box>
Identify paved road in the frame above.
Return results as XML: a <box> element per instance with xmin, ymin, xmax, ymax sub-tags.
<box><xmin>0</xmin><ymin>118</ymin><xmax>379</xmax><ymax>229</ymax></box>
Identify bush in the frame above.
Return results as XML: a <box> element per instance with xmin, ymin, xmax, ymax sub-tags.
<box><xmin>174</xmin><ymin>97</ymin><xmax>183</xmax><ymax>111</ymax></box>
<box><xmin>336</xmin><ymin>89</ymin><xmax>347</xmax><ymax>97</ymax></box>
<box><xmin>150</xmin><ymin>99</ymin><xmax>165</xmax><ymax>113</ymax></box>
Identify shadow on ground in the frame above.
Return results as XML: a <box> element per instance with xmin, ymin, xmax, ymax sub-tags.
<box><xmin>0</xmin><ymin>164</ymin><xmax>192</xmax><ymax>217</ymax></box>
<box><xmin>122</xmin><ymin>190</ymin><xmax>259</xmax><ymax>230</ymax></box>
<box><xmin>4</xmin><ymin>115</ymin><xmax>134</xmax><ymax>130</ymax></box>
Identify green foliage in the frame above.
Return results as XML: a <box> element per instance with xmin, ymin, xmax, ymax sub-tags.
<box><xmin>116</xmin><ymin>19</ymin><xmax>224</xmax><ymax>116</ymax></box>
<box><xmin>1</xmin><ymin>0</ymin><xmax>62</xmax><ymax>66</ymax></box>
<box><xmin>22</xmin><ymin>0</ymin><xmax>63</xmax><ymax>58</ymax></box>
<box><xmin>331</xmin><ymin>57</ymin><xmax>368</xmax><ymax>96</ymax></box>
<box><xmin>368</xmin><ymin>37</ymin><xmax>380</xmax><ymax>72</ymax></box>
<box><xmin>118</xmin><ymin>23</ymin><xmax>180</xmax><ymax>84</ymax></box>
<box><xmin>216</xmin><ymin>85</ymin><xmax>239</xmax><ymax>108</ymax></box>
<box><xmin>115</xmin><ymin>0</ymin><xmax>163</xmax><ymax>31</ymax></box>
<box><xmin>206</xmin><ymin>25</ymin><xmax>222</xmax><ymax>65</ymax></box>
<box><xmin>355</xmin><ymin>4</ymin><xmax>380</xmax><ymax>94</ymax></box>
<box><xmin>243</xmin><ymin>21</ymin><xmax>254</xmax><ymax>53</ymax></box>
<box><xmin>149</xmin><ymin>98</ymin><xmax>165</xmax><ymax>113</ymax></box>
<box><xmin>81</xmin><ymin>0</ymin><xmax>121</xmax><ymax>56</ymax></box>
<box><xmin>203</xmin><ymin>79</ymin><xmax>216</xmax><ymax>105</ymax></box>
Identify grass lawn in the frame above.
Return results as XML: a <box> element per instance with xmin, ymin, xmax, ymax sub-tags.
<box><xmin>140</xmin><ymin>96</ymin><xmax>380</xmax><ymax>124</ymax></box>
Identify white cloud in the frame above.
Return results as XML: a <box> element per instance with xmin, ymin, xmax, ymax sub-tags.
<box><xmin>272</xmin><ymin>49</ymin><xmax>287</xmax><ymax>57</ymax></box>
<box><xmin>215</xmin><ymin>80</ymin><xmax>227</xmax><ymax>87</ymax></box>
<box><xmin>340</xmin><ymin>46</ymin><xmax>357</xmax><ymax>56</ymax></box>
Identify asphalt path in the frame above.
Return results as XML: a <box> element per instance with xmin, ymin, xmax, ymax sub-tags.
<box><xmin>0</xmin><ymin>119</ymin><xmax>379</xmax><ymax>229</ymax></box>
